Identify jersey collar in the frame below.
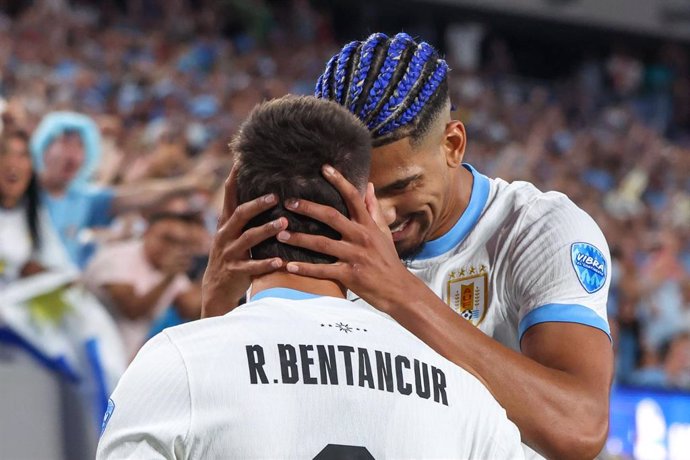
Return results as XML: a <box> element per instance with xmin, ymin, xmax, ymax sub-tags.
<box><xmin>413</xmin><ymin>164</ymin><xmax>490</xmax><ymax>260</ymax></box>
<box><xmin>250</xmin><ymin>287</ymin><xmax>324</xmax><ymax>302</ymax></box>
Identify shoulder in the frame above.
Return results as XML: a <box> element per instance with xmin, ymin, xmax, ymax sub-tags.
<box><xmin>490</xmin><ymin>177</ymin><xmax>603</xmax><ymax>241</ymax></box>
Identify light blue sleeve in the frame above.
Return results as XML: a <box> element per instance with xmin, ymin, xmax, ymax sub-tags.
<box><xmin>508</xmin><ymin>194</ymin><xmax>611</xmax><ymax>343</ymax></box>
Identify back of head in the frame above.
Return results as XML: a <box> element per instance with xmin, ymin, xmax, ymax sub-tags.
<box><xmin>314</xmin><ymin>32</ymin><xmax>450</xmax><ymax>147</ymax></box>
<box><xmin>232</xmin><ymin>95</ymin><xmax>371</xmax><ymax>264</ymax></box>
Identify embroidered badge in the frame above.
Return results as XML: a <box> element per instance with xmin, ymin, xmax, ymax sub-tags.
<box><xmin>571</xmin><ymin>243</ymin><xmax>607</xmax><ymax>293</ymax></box>
<box><xmin>446</xmin><ymin>265</ymin><xmax>488</xmax><ymax>326</ymax></box>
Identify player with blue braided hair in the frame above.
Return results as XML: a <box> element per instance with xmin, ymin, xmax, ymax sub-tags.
<box><xmin>202</xmin><ymin>32</ymin><xmax>614</xmax><ymax>460</ymax></box>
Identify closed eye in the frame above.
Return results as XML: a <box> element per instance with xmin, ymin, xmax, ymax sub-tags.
<box><xmin>375</xmin><ymin>174</ymin><xmax>422</xmax><ymax>197</ymax></box>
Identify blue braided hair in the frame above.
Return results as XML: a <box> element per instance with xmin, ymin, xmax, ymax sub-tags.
<box><xmin>333</xmin><ymin>41</ymin><xmax>360</xmax><ymax>105</ymax></box>
<box><xmin>370</xmin><ymin>41</ymin><xmax>436</xmax><ymax>132</ymax></box>
<box><xmin>376</xmin><ymin>60</ymin><xmax>448</xmax><ymax>136</ymax></box>
<box><xmin>315</xmin><ymin>32</ymin><xmax>451</xmax><ymax>146</ymax></box>
<box><xmin>345</xmin><ymin>33</ymin><xmax>387</xmax><ymax>111</ymax></box>
<box><xmin>359</xmin><ymin>32</ymin><xmax>414</xmax><ymax>123</ymax></box>
<box><xmin>316</xmin><ymin>55</ymin><xmax>338</xmax><ymax>99</ymax></box>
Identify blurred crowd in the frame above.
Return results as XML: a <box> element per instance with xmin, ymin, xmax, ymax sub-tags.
<box><xmin>451</xmin><ymin>39</ymin><xmax>690</xmax><ymax>390</ymax></box>
<box><xmin>0</xmin><ymin>0</ymin><xmax>689</xmax><ymax>391</ymax></box>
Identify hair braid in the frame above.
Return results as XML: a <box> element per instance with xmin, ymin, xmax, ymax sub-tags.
<box><xmin>333</xmin><ymin>41</ymin><xmax>360</xmax><ymax>105</ymax></box>
<box><xmin>358</xmin><ymin>32</ymin><xmax>413</xmax><ymax>122</ymax></box>
<box><xmin>371</xmin><ymin>41</ymin><xmax>436</xmax><ymax>132</ymax></box>
<box><xmin>345</xmin><ymin>33</ymin><xmax>387</xmax><ymax>112</ymax></box>
<box><xmin>377</xmin><ymin>60</ymin><xmax>448</xmax><ymax>136</ymax></box>
<box><xmin>317</xmin><ymin>55</ymin><xmax>338</xmax><ymax>100</ymax></box>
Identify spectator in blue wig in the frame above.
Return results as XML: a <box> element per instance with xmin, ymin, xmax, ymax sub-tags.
<box><xmin>31</xmin><ymin>112</ymin><xmax>211</xmax><ymax>268</ymax></box>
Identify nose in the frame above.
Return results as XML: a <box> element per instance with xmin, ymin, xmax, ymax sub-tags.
<box><xmin>378</xmin><ymin>198</ymin><xmax>397</xmax><ymax>226</ymax></box>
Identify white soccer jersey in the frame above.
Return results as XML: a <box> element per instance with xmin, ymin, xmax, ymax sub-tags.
<box><xmin>97</xmin><ymin>288</ymin><xmax>524</xmax><ymax>460</ymax></box>
<box><xmin>402</xmin><ymin>164</ymin><xmax>611</xmax><ymax>351</ymax></box>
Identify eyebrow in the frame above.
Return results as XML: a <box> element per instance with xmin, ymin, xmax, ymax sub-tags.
<box><xmin>375</xmin><ymin>174</ymin><xmax>422</xmax><ymax>196</ymax></box>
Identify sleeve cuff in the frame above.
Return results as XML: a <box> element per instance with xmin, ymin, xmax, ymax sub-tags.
<box><xmin>518</xmin><ymin>303</ymin><xmax>611</xmax><ymax>342</ymax></box>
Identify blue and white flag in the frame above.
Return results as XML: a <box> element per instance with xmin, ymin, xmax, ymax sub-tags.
<box><xmin>0</xmin><ymin>271</ymin><xmax>126</xmax><ymax>430</ymax></box>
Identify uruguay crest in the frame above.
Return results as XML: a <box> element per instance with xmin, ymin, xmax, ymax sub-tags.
<box><xmin>446</xmin><ymin>265</ymin><xmax>488</xmax><ymax>326</ymax></box>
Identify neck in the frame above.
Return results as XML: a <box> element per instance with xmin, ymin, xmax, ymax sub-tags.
<box><xmin>40</xmin><ymin>173</ymin><xmax>67</xmax><ymax>197</ymax></box>
<box><xmin>251</xmin><ymin>270</ymin><xmax>346</xmax><ymax>300</ymax></box>
<box><xmin>0</xmin><ymin>196</ymin><xmax>20</xmax><ymax>209</ymax></box>
<box><xmin>430</xmin><ymin>165</ymin><xmax>474</xmax><ymax>239</ymax></box>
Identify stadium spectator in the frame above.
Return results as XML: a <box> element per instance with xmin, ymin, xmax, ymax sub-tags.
<box><xmin>30</xmin><ymin>111</ymin><xmax>212</xmax><ymax>268</ymax></box>
<box><xmin>628</xmin><ymin>331</ymin><xmax>690</xmax><ymax>389</ymax></box>
<box><xmin>84</xmin><ymin>211</ymin><xmax>206</xmax><ymax>361</ymax></box>
<box><xmin>0</xmin><ymin>129</ymin><xmax>75</xmax><ymax>287</ymax></box>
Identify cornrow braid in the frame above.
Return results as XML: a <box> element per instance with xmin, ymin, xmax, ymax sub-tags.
<box><xmin>379</xmin><ymin>60</ymin><xmax>448</xmax><ymax>136</ymax></box>
<box><xmin>316</xmin><ymin>32</ymin><xmax>451</xmax><ymax>146</ymax></box>
<box><xmin>333</xmin><ymin>41</ymin><xmax>361</xmax><ymax>106</ymax></box>
<box><xmin>314</xmin><ymin>75</ymin><xmax>323</xmax><ymax>98</ymax></box>
<box><xmin>345</xmin><ymin>33</ymin><xmax>387</xmax><ymax>112</ymax></box>
<box><xmin>317</xmin><ymin>55</ymin><xmax>338</xmax><ymax>100</ymax></box>
<box><xmin>358</xmin><ymin>32</ymin><xmax>413</xmax><ymax>122</ymax></box>
<box><xmin>371</xmin><ymin>41</ymin><xmax>436</xmax><ymax>132</ymax></box>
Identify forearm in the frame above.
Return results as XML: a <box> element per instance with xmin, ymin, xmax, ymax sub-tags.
<box><xmin>112</xmin><ymin>177</ymin><xmax>196</xmax><ymax>213</ymax></box>
<box><xmin>110</xmin><ymin>275</ymin><xmax>176</xmax><ymax>320</ymax></box>
<box><xmin>379</xmin><ymin>276</ymin><xmax>610</xmax><ymax>459</ymax></box>
<box><xmin>175</xmin><ymin>282</ymin><xmax>202</xmax><ymax>319</ymax></box>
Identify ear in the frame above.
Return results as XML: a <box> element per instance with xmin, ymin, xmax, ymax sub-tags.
<box><xmin>443</xmin><ymin>121</ymin><xmax>466</xmax><ymax>168</ymax></box>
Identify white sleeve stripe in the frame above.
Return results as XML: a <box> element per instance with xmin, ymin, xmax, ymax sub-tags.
<box><xmin>518</xmin><ymin>303</ymin><xmax>611</xmax><ymax>342</ymax></box>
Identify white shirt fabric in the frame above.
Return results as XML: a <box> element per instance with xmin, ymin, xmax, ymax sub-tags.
<box><xmin>98</xmin><ymin>288</ymin><xmax>524</xmax><ymax>460</ymax></box>
<box><xmin>348</xmin><ymin>164</ymin><xmax>612</xmax><ymax>460</ymax></box>
<box><xmin>403</xmin><ymin>164</ymin><xmax>611</xmax><ymax>351</ymax></box>
<box><xmin>0</xmin><ymin>203</ymin><xmax>76</xmax><ymax>288</ymax></box>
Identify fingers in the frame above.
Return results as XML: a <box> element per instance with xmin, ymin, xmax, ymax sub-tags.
<box><xmin>240</xmin><ymin>258</ymin><xmax>284</xmax><ymax>275</ymax></box>
<box><xmin>276</xmin><ymin>230</ymin><xmax>349</xmax><ymax>260</ymax></box>
<box><xmin>364</xmin><ymin>182</ymin><xmax>390</xmax><ymax>234</ymax></box>
<box><xmin>216</xmin><ymin>193</ymin><xmax>278</xmax><ymax>245</ymax></box>
<box><xmin>218</xmin><ymin>163</ymin><xmax>239</xmax><ymax>229</ymax></box>
<box><xmin>322</xmin><ymin>165</ymin><xmax>368</xmax><ymax>223</ymax></box>
<box><xmin>226</xmin><ymin>217</ymin><xmax>288</xmax><ymax>254</ymax></box>
<box><xmin>284</xmin><ymin>198</ymin><xmax>359</xmax><ymax>241</ymax></box>
<box><xmin>285</xmin><ymin>261</ymin><xmax>345</xmax><ymax>280</ymax></box>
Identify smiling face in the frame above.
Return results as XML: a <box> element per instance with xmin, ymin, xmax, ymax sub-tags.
<box><xmin>0</xmin><ymin>134</ymin><xmax>33</xmax><ymax>209</ymax></box>
<box><xmin>370</xmin><ymin>117</ymin><xmax>471</xmax><ymax>259</ymax></box>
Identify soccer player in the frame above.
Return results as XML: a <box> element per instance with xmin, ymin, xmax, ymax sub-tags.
<box><xmin>97</xmin><ymin>96</ymin><xmax>524</xmax><ymax>459</ymax></box>
<box><xmin>202</xmin><ymin>34</ymin><xmax>613</xmax><ymax>460</ymax></box>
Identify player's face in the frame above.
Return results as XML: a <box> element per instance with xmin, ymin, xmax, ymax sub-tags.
<box><xmin>370</xmin><ymin>139</ymin><xmax>450</xmax><ymax>259</ymax></box>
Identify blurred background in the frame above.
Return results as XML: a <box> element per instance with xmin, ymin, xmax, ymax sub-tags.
<box><xmin>0</xmin><ymin>0</ymin><xmax>688</xmax><ymax>459</ymax></box>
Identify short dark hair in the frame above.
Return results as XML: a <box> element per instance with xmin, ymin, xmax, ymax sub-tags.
<box><xmin>315</xmin><ymin>32</ymin><xmax>450</xmax><ymax>147</ymax></box>
<box><xmin>232</xmin><ymin>95</ymin><xmax>371</xmax><ymax>264</ymax></box>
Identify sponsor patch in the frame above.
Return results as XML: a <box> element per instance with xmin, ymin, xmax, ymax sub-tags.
<box><xmin>571</xmin><ymin>243</ymin><xmax>607</xmax><ymax>293</ymax></box>
<box><xmin>101</xmin><ymin>398</ymin><xmax>115</xmax><ymax>436</ymax></box>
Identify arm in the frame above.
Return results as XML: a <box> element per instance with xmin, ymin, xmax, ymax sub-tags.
<box><xmin>174</xmin><ymin>282</ymin><xmax>202</xmax><ymax>320</ymax></box>
<box><xmin>96</xmin><ymin>333</ymin><xmax>189</xmax><ymax>460</ymax></box>
<box><xmin>111</xmin><ymin>174</ymin><xmax>205</xmax><ymax>214</ymax></box>
<box><xmin>201</xmin><ymin>165</ymin><xmax>287</xmax><ymax>317</ymax></box>
<box><xmin>279</xmin><ymin>166</ymin><xmax>613</xmax><ymax>460</ymax></box>
<box><xmin>103</xmin><ymin>276</ymin><xmax>176</xmax><ymax>320</ymax></box>
<box><xmin>388</xmin><ymin>281</ymin><xmax>611</xmax><ymax>459</ymax></box>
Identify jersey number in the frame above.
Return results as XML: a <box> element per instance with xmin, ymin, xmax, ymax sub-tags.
<box><xmin>313</xmin><ymin>444</ymin><xmax>374</xmax><ymax>459</ymax></box>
